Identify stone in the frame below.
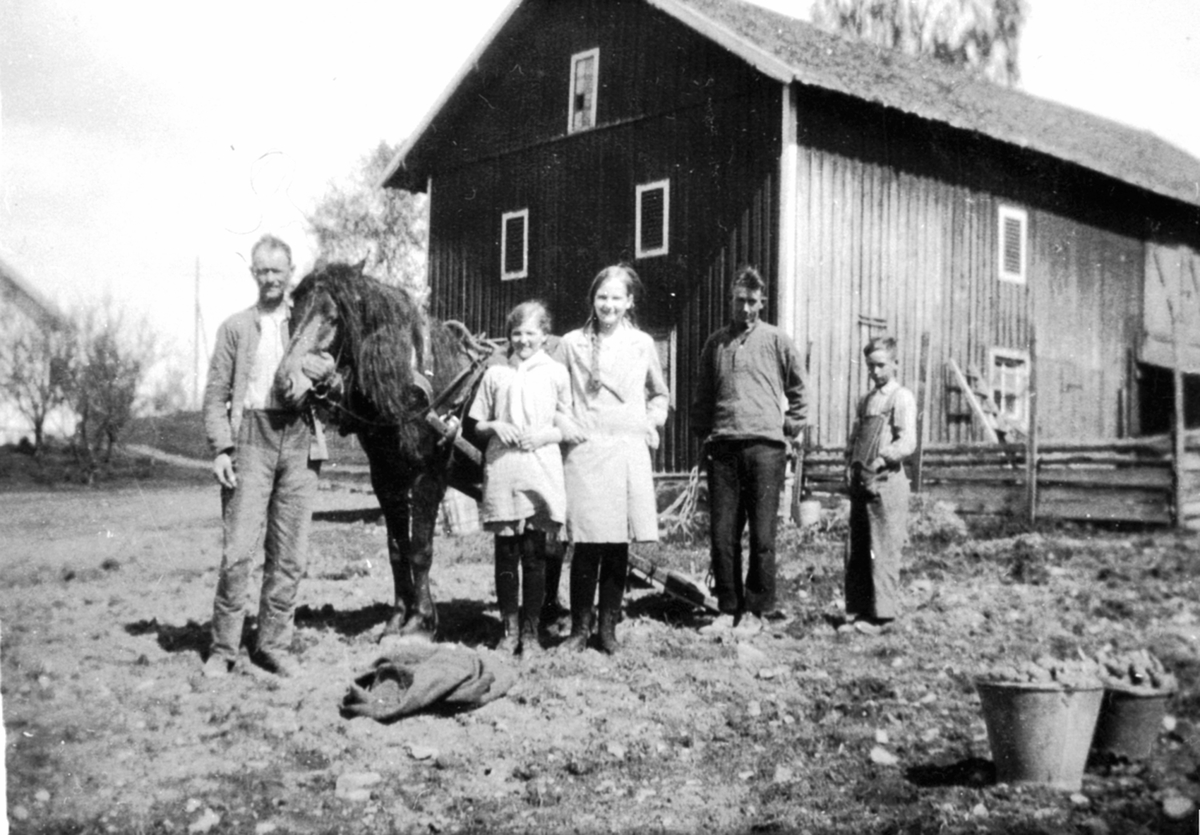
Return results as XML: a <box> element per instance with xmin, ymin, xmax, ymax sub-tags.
<box><xmin>336</xmin><ymin>772</ymin><xmax>383</xmax><ymax>801</ymax></box>
<box><xmin>869</xmin><ymin>746</ymin><xmax>899</xmax><ymax>766</ymax></box>
<box><xmin>736</xmin><ymin>643</ymin><xmax>768</xmax><ymax>669</ymax></box>
<box><xmin>187</xmin><ymin>809</ymin><xmax>221</xmax><ymax>833</ymax></box>
<box><xmin>1162</xmin><ymin>794</ymin><xmax>1195</xmax><ymax>819</ymax></box>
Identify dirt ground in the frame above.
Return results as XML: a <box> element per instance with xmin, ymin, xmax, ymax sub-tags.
<box><xmin>3</xmin><ymin>454</ymin><xmax>1200</xmax><ymax>834</ymax></box>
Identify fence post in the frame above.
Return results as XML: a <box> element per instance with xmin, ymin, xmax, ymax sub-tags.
<box><xmin>1172</xmin><ymin>323</ymin><xmax>1186</xmax><ymax>530</ymax></box>
<box><xmin>914</xmin><ymin>331</ymin><xmax>930</xmax><ymax>493</ymax></box>
<box><xmin>1025</xmin><ymin>329</ymin><xmax>1038</xmax><ymax>524</ymax></box>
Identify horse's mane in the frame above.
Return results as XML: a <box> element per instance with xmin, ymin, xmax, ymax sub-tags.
<box><xmin>292</xmin><ymin>263</ymin><xmax>427</xmax><ymax>424</ymax></box>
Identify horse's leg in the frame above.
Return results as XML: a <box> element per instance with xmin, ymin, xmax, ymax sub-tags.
<box><xmin>399</xmin><ymin>470</ymin><xmax>445</xmax><ymax>639</ymax></box>
<box><xmin>361</xmin><ymin>432</ymin><xmax>417</xmax><ymax>637</ymax></box>
<box><xmin>379</xmin><ymin>484</ymin><xmax>417</xmax><ymax>637</ymax></box>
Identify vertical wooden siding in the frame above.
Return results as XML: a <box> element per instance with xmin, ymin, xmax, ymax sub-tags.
<box><xmin>789</xmin><ymin>143</ymin><xmax>1141</xmax><ymax>447</ymax></box>
<box><xmin>427</xmin><ymin>86</ymin><xmax>781</xmax><ymax>473</ymax></box>
<box><xmin>1030</xmin><ymin>215</ymin><xmax>1142</xmax><ymax>440</ymax></box>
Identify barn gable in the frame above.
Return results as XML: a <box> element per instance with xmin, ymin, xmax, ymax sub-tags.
<box><xmin>384</xmin><ymin>0</ymin><xmax>1200</xmax><ymax>470</ymax></box>
<box><xmin>387</xmin><ymin>0</ymin><xmax>1200</xmax><ymax>211</ymax></box>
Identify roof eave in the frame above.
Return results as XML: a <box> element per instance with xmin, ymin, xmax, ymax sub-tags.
<box><xmin>0</xmin><ymin>256</ymin><xmax>65</xmax><ymax>329</ymax></box>
<box><xmin>647</xmin><ymin>0</ymin><xmax>794</xmax><ymax>83</ymax></box>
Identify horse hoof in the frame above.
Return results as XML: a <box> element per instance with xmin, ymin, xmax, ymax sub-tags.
<box><xmin>398</xmin><ymin>617</ymin><xmax>437</xmax><ymax>641</ymax></box>
<box><xmin>379</xmin><ymin>614</ymin><xmax>407</xmax><ymax>640</ymax></box>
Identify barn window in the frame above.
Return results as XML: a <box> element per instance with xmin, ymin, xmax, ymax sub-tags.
<box><xmin>501</xmin><ymin>209</ymin><xmax>528</xmax><ymax>280</ymax></box>
<box><xmin>998</xmin><ymin>205</ymin><xmax>1027</xmax><ymax>283</ymax></box>
<box><xmin>989</xmin><ymin>347</ymin><xmax>1029</xmax><ymax>427</ymax></box>
<box><xmin>636</xmin><ymin>179</ymin><xmax>670</xmax><ymax>258</ymax></box>
<box><xmin>568</xmin><ymin>48</ymin><xmax>599</xmax><ymax>133</ymax></box>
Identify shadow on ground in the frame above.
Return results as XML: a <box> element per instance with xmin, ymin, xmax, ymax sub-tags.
<box><xmin>313</xmin><ymin>508</ymin><xmax>384</xmax><ymax>524</ymax></box>
<box><xmin>904</xmin><ymin>757</ymin><xmax>994</xmax><ymax>788</ymax></box>
<box><xmin>125</xmin><ymin>617</ymin><xmax>210</xmax><ymax>657</ymax></box>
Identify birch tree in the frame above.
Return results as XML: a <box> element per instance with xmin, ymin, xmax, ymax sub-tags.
<box><xmin>309</xmin><ymin>141</ymin><xmax>429</xmax><ymax>295</ymax></box>
<box><xmin>811</xmin><ymin>0</ymin><xmax>1027</xmax><ymax>85</ymax></box>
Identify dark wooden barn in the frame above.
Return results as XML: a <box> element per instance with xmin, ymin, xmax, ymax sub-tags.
<box><xmin>382</xmin><ymin>0</ymin><xmax>1200</xmax><ymax>476</ymax></box>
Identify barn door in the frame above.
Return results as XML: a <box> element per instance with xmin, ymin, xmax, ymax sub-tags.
<box><xmin>1142</xmin><ymin>243</ymin><xmax>1200</xmax><ymax>373</ymax></box>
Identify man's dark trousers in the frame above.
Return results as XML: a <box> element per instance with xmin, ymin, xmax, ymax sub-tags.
<box><xmin>706</xmin><ymin>439</ymin><xmax>787</xmax><ymax>617</ymax></box>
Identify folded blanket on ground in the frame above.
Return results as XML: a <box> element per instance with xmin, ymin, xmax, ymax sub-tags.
<box><xmin>341</xmin><ymin>642</ymin><xmax>517</xmax><ymax>722</ymax></box>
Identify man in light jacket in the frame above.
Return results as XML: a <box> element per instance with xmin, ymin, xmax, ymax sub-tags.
<box><xmin>202</xmin><ymin>234</ymin><xmax>330</xmax><ymax>678</ymax></box>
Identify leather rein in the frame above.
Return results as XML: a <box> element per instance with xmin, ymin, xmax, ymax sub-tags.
<box><xmin>309</xmin><ymin>321</ymin><xmax>501</xmax><ymax>431</ymax></box>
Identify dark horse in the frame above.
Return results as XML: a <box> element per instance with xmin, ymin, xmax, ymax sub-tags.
<box><xmin>275</xmin><ymin>262</ymin><xmax>498</xmax><ymax>640</ymax></box>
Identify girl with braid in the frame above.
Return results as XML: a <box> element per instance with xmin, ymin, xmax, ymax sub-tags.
<box><xmin>559</xmin><ymin>265</ymin><xmax>670</xmax><ymax>654</ymax></box>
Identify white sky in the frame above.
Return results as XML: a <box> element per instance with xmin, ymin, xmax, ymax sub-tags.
<box><xmin>2</xmin><ymin>0</ymin><xmax>1198</xmax><ymax>401</ymax></box>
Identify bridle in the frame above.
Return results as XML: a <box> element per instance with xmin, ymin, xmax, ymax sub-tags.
<box><xmin>306</xmin><ymin>319</ymin><xmax>500</xmax><ymax>432</ymax></box>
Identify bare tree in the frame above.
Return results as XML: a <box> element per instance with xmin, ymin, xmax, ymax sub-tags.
<box><xmin>64</xmin><ymin>300</ymin><xmax>160</xmax><ymax>478</ymax></box>
<box><xmin>309</xmin><ymin>141</ymin><xmax>429</xmax><ymax>294</ymax></box>
<box><xmin>811</xmin><ymin>0</ymin><xmax>1026</xmax><ymax>86</ymax></box>
<box><xmin>0</xmin><ymin>307</ymin><xmax>75</xmax><ymax>452</ymax></box>
<box><xmin>145</xmin><ymin>361</ymin><xmax>191</xmax><ymax>416</ymax></box>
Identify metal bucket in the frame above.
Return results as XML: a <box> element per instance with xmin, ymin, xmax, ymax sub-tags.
<box><xmin>976</xmin><ymin>680</ymin><xmax>1104</xmax><ymax>791</ymax></box>
<box><xmin>1091</xmin><ymin>688</ymin><xmax>1170</xmax><ymax>760</ymax></box>
<box><xmin>439</xmin><ymin>488</ymin><xmax>480</xmax><ymax>536</ymax></box>
<box><xmin>797</xmin><ymin>499</ymin><xmax>823</xmax><ymax>528</ymax></box>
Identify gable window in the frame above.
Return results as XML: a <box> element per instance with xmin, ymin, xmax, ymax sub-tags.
<box><xmin>998</xmin><ymin>205</ymin><xmax>1028</xmax><ymax>283</ymax></box>
<box><xmin>989</xmin><ymin>347</ymin><xmax>1029</xmax><ymax>429</ymax></box>
<box><xmin>636</xmin><ymin>179</ymin><xmax>670</xmax><ymax>258</ymax></box>
<box><xmin>501</xmin><ymin>209</ymin><xmax>529</xmax><ymax>280</ymax></box>
<box><xmin>568</xmin><ymin>48</ymin><xmax>599</xmax><ymax>133</ymax></box>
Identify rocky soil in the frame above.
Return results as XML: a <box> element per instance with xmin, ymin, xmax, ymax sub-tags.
<box><xmin>3</xmin><ymin>465</ymin><xmax>1200</xmax><ymax>834</ymax></box>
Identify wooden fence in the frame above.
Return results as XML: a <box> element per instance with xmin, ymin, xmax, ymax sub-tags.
<box><xmin>801</xmin><ymin>432</ymin><xmax>1200</xmax><ymax>529</ymax></box>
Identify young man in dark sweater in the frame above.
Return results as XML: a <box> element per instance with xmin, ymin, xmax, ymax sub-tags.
<box><xmin>690</xmin><ymin>266</ymin><xmax>808</xmax><ymax>635</ymax></box>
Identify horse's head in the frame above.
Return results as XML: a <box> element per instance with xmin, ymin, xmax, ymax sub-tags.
<box><xmin>275</xmin><ymin>261</ymin><xmax>430</xmax><ymax>427</ymax></box>
<box><xmin>275</xmin><ymin>265</ymin><xmax>349</xmax><ymax>408</ymax></box>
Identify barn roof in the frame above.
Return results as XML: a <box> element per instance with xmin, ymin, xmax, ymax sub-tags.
<box><xmin>0</xmin><ymin>255</ymin><xmax>64</xmax><ymax>330</ymax></box>
<box><xmin>383</xmin><ymin>0</ymin><xmax>1200</xmax><ymax>209</ymax></box>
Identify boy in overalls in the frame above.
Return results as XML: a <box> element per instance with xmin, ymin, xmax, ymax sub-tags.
<box><xmin>844</xmin><ymin>336</ymin><xmax>917</xmax><ymax>635</ymax></box>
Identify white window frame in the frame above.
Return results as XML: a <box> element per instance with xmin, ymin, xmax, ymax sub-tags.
<box><xmin>989</xmin><ymin>347</ymin><xmax>1030</xmax><ymax>427</ymax></box>
<box><xmin>500</xmin><ymin>209</ymin><xmax>529</xmax><ymax>281</ymax></box>
<box><xmin>567</xmin><ymin>48</ymin><xmax>599</xmax><ymax>134</ymax></box>
<box><xmin>998</xmin><ymin>204</ymin><xmax>1028</xmax><ymax>284</ymax></box>
<box><xmin>635</xmin><ymin>179</ymin><xmax>670</xmax><ymax>259</ymax></box>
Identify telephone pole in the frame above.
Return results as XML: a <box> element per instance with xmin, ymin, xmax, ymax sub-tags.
<box><xmin>194</xmin><ymin>257</ymin><xmax>201</xmax><ymax>409</ymax></box>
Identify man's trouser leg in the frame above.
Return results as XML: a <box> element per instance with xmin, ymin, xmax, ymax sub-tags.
<box><xmin>862</xmin><ymin>475</ymin><xmax>909</xmax><ymax>621</ymax></box>
<box><xmin>707</xmin><ymin>441</ymin><xmax>745</xmax><ymax>616</ymax></box>
<box><xmin>742</xmin><ymin>441</ymin><xmax>786</xmax><ymax>616</ymax></box>
<box><xmin>256</xmin><ymin>413</ymin><xmax>319</xmax><ymax>656</ymax></box>
<box><xmin>211</xmin><ymin>414</ymin><xmax>276</xmax><ymax>661</ymax></box>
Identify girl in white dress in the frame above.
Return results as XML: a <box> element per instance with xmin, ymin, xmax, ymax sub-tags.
<box><xmin>469</xmin><ymin>301</ymin><xmax>571</xmax><ymax>656</ymax></box>
<box><xmin>560</xmin><ymin>265</ymin><xmax>670</xmax><ymax>654</ymax></box>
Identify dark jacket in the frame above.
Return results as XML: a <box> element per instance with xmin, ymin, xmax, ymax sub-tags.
<box><xmin>690</xmin><ymin>320</ymin><xmax>807</xmax><ymax>445</ymax></box>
